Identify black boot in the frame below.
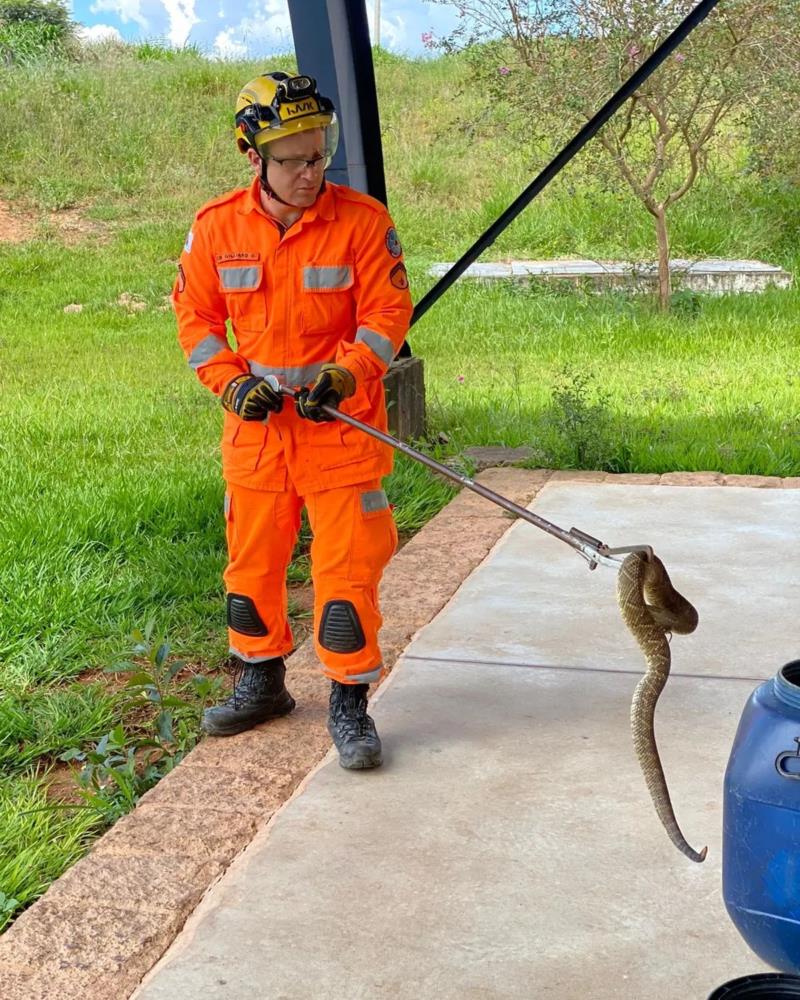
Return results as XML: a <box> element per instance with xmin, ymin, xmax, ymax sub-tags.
<box><xmin>327</xmin><ymin>681</ymin><xmax>382</xmax><ymax>770</ymax></box>
<box><xmin>201</xmin><ymin>656</ymin><xmax>295</xmax><ymax>737</ymax></box>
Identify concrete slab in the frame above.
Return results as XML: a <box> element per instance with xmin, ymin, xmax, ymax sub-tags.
<box><xmin>410</xmin><ymin>484</ymin><xmax>800</xmax><ymax>680</ymax></box>
<box><xmin>133</xmin><ymin>660</ymin><xmax>764</xmax><ymax>1000</ymax></box>
<box><xmin>132</xmin><ymin>482</ymin><xmax>797</xmax><ymax>1000</ymax></box>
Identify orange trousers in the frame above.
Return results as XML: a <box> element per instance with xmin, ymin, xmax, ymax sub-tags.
<box><xmin>223</xmin><ymin>479</ymin><xmax>397</xmax><ymax>685</ymax></box>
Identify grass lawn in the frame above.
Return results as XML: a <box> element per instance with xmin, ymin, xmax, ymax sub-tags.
<box><xmin>1</xmin><ymin>47</ymin><xmax>798</xmax><ymax>931</ymax></box>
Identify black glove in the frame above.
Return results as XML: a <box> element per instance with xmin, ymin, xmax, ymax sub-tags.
<box><xmin>295</xmin><ymin>364</ymin><xmax>356</xmax><ymax>422</ymax></box>
<box><xmin>221</xmin><ymin>374</ymin><xmax>283</xmax><ymax>421</ymax></box>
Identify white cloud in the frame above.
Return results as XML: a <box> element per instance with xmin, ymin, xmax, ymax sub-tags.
<box><xmin>364</xmin><ymin>5</ymin><xmax>409</xmax><ymax>51</ymax></box>
<box><xmin>77</xmin><ymin>22</ymin><xmax>124</xmax><ymax>43</ymax></box>
<box><xmin>89</xmin><ymin>0</ymin><xmax>149</xmax><ymax>32</ymax></box>
<box><xmin>162</xmin><ymin>0</ymin><xmax>201</xmax><ymax>47</ymax></box>
<box><xmin>210</xmin><ymin>0</ymin><xmax>293</xmax><ymax>59</ymax></box>
<box><xmin>213</xmin><ymin>26</ymin><xmax>247</xmax><ymax>59</ymax></box>
<box><xmin>378</xmin><ymin>15</ymin><xmax>406</xmax><ymax>50</ymax></box>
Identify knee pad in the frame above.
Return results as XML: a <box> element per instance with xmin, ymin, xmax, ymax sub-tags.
<box><xmin>227</xmin><ymin>593</ymin><xmax>269</xmax><ymax>636</ymax></box>
<box><xmin>319</xmin><ymin>600</ymin><xmax>365</xmax><ymax>653</ymax></box>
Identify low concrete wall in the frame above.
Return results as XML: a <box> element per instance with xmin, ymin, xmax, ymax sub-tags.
<box><xmin>428</xmin><ymin>258</ymin><xmax>793</xmax><ymax>295</ymax></box>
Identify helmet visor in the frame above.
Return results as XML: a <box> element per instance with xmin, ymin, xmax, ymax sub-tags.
<box><xmin>253</xmin><ymin>114</ymin><xmax>339</xmax><ymax>166</ymax></box>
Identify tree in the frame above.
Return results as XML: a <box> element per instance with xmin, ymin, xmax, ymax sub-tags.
<box><xmin>746</xmin><ymin>2</ymin><xmax>800</xmax><ymax>187</ymax></box>
<box><xmin>0</xmin><ymin>0</ymin><xmax>76</xmax><ymax>63</ymax></box>
<box><xmin>437</xmin><ymin>0</ymin><xmax>795</xmax><ymax>309</ymax></box>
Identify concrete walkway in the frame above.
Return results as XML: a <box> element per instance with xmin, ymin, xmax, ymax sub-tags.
<box><xmin>133</xmin><ymin>483</ymin><xmax>799</xmax><ymax>1000</ymax></box>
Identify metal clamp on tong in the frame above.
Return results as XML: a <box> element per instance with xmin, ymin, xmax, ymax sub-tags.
<box><xmin>567</xmin><ymin>528</ymin><xmax>654</xmax><ymax>571</ymax></box>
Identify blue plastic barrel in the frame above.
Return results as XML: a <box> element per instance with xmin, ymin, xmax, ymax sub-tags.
<box><xmin>708</xmin><ymin>973</ymin><xmax>800</xmax><ymax>998</ymax></box>
<box><xmin>723</xmin><ymin>660</ymin><xmax>800</xmax><ymax>973</ymax></box>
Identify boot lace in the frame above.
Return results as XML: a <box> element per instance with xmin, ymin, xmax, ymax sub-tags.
<box><xmin>332</xmin><ymin>688</ymin><xmax>372</xmax><ymax>739</ymax></box>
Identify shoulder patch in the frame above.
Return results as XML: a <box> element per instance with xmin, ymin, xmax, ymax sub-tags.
<box><xmin>389</xmin><ymin>261</ymin><xmax>409</xmax><ymax>290</ymax></box>
<box><xmin>176</xmin><ymin>263</ymin><xmax>186</xmax><ymax>293</ymax></box>
<box><xmin>183</xmin><ymin>229</ymin><xmax>194</xmax><ymax>254</ymax></box>
<box><xmin>385</xmin><ymin>227</ymin><xmax>402</xmax><ymax>258</ymax></box>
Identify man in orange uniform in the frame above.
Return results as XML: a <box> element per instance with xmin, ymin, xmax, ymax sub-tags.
<box><xmin>174</xmin><ymin>71</ymin><xmax>413</xmax><ymax>769</ymax></box>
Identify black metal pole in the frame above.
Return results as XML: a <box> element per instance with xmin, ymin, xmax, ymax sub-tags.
<box><xmin>277</xmin><ymin>384</ymin><xmax>612</xmax><ymax>563</ymax></box>
<box><xmin>410</xmin><ymin>0</ymin><xmax>721</xmax><ymax>327</ymax></box>
<box><xmin>287</xmin><ymin>0</ymin><xmax>386</xmax><ymax>203</ymax></box>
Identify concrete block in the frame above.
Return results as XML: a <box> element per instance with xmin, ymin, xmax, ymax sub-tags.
<box><xmin>549</xmin><ymin>469</ymin><xmax>607</xmax><ymax>483</ymax></box>
<box><xmin>428</xmin><ymin>258</ymin><xmax>793</xmax><ymax>296</ymax></box>
<box><xmin>603</xmin><ymin>473</ymin><xmax>661</xmax><ymax>484</ymax></box>
<box><xmin>140</xmin><ymin>763</ymin><xmax>296</xmax><ymax>814</ymax></box>
<box><xmin>0</xmin><ymin>898</ymin><xmax>184</xmax><ymax>994</ymax></box>
<box><xmin>89</xmin><ymin>803</ymin><xmax>258</xmax><ymax>863</ymax></box>
<box><xmin>722</xmin><ymin>474</ymin><xmax>784</xmax><ymax>488</ymax></box>
<box><xmin>659</xmin><ymin>471</ymin><xmax>723</xmax><ymax>486</ymax></box>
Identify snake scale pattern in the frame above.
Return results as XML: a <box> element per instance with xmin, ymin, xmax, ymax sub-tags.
<box><xmin>616</xmin><ymin>550</ymin><xmax>707</xmax><ymax>863</ymax></box>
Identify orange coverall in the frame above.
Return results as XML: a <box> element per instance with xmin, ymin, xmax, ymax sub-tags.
<box><xmin>174</xmin><ymin>178</ymin><xmax>413</xmax><ymax>684</ymax></box>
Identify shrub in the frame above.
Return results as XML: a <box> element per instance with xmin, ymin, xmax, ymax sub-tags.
<box><xmin>0</xmin><ymin>0</ymin><xmax>75</xmax><ymax>63</ymax></box>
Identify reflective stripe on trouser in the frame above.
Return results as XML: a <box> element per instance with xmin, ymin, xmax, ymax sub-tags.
<box><xmin>223</xmin><ymin>479</ymin><xmax>397</xmax><ymax>683</ymax></box>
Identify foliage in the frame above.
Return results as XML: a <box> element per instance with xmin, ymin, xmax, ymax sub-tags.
<box><xmin>57</xmin><ymin>624</ymin><xmax>222</xmax><ymax>823</ymax></box>
<box><xmin>543</xmin><ymin>368</ymin><xmax>619</xmax><ymax>470</ymax></box>
<box><xmin>0</xmin><ymin>773</ymin><xmax>103</xmax><ymax>932</ymax></box>
<box><xmin>0</xmin><ymin>0</ymin><xmax>75</xmax><ymax>63</ymax></box>
<box><xmin>747</xmin><ymin>1</ymin><xmax>800</xmax><ymax>186</ymax></box>
<box><xmin>0</xmin><ymin>0</ymin><xmax>72</xmax><ymax>26</ymax></box>
<box><xmin>434</xmin><ymin>0</ymin><xmax>798</xmax><ymax>307</ymax></box>
<box><xmin>0</xmin><ymin>892</ymin><xmax>18</xmax><ymax>926</ymax></box>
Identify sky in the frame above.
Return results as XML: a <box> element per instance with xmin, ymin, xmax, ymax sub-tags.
<box><xmin>67</xmin><ymin>1</ymin><xmax>460</xmax><ymax>59</ymax></box>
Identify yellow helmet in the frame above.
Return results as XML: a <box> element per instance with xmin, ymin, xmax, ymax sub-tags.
<box><xmin>235</xmin><ymin>71</ymin><xmax>339</xmax><ymax>161</ymax></box>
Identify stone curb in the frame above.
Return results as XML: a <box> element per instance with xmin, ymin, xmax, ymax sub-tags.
<box><xmin>0</xmin><ymin>468</ymin><xmax>796</xmax><ymax>999</ymax></box>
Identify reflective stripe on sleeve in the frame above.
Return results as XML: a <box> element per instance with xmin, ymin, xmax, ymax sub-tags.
<box><xmin>188</xmin><ymin>334</ymin><xmax>229</xmax><ymax>369</ymax></box>
<box><xmin>355</xmin><ymin>326</ymin><xmax>395</xmax><ymax>366</ymax></box>
<box><xmin>247</xmin><ymin>360</ymin><xmax>327</xmax><ymax>386</ymax></box>
<box><xmin>303</xmin><ymin>265</ymin><xmax>353</xmax><ymax>291</ymax></box>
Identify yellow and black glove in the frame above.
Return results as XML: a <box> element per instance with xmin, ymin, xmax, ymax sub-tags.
<box><xmin>221</xmin><ymin>374</ymin><xmax>283</xmax><ymax>421</ymax></box>
<box><xmin>295</xmin><ymin>364</ymin><xmax>356</xmax><ymax>423</ymax></box>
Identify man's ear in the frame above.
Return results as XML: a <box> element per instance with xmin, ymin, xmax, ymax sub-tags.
<box><xmin>246</xmin><ymin>148</ymin><xmax>262</xmax><ymax>174</ymax></box>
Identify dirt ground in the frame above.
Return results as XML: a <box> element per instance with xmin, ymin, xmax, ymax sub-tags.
<box><xmin>0</xmin><ymin>198</ymin><xmax>106</xmax><ymax>245</ymax></box>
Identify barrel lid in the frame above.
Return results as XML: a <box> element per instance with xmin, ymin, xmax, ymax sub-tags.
<box><xmin>708</xmin><ymin>973</ymin><xmax>800</xmax><ymax>998</ymax></box>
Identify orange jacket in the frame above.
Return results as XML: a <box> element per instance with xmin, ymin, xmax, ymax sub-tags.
<box><xmin>174</xmin><ymin>178</ymin><xmax>413</xmax><ymax>492</ymax></box>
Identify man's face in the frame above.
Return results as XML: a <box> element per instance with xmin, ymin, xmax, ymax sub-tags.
<box><xmin>251</xmin><ymin>128</ymin><xmax>327</xmax><ymax>207</ymax></box>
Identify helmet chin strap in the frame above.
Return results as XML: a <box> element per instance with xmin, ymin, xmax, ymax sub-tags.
<box><xmin>258</xmin><ymin>156</ymin><xmax>326</xmax><ymax>208</ymax></box>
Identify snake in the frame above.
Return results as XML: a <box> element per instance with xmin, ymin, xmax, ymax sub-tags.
<box><xmin>616</xmin><ymin>550</ymin><xmax>707</xmax><ymax>863</ymax></box>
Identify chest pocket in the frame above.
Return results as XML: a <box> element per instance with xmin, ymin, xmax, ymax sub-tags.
<box><xmin>300</xmin><ymin>263</ymin><xmax>355</xmax><ymax>335</ymax></box>
<box><xmin>219</xmin><ymin>262</ymin><xmax>266</xmax><ymax>333</ymax></box>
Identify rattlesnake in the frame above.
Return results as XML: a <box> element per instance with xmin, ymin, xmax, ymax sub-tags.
<box><xmin>617</xmin><ymin>550</ymin><xmax>707</xmax><ymax>863</ymax></box>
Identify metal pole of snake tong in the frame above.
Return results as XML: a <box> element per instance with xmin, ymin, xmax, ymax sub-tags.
<box><xmin>277</xmin><ymin>383</ymin><xmax>652</xmax><ymax>570</ymax></box>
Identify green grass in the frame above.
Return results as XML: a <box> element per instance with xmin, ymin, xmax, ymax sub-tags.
<box><xmin>0</xmin><ymin>773</ymin><xmax>103</xmax><ymax>932</ymax></box>
<box><xmin>0</xmin><ymin>43</ymin><xmax>798</xmax><ymax>929</ymax></box>
<box><xmin>410</xmin><ymin>277</ymin><xmax>800</xmax><ymax>474</ymax></box>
